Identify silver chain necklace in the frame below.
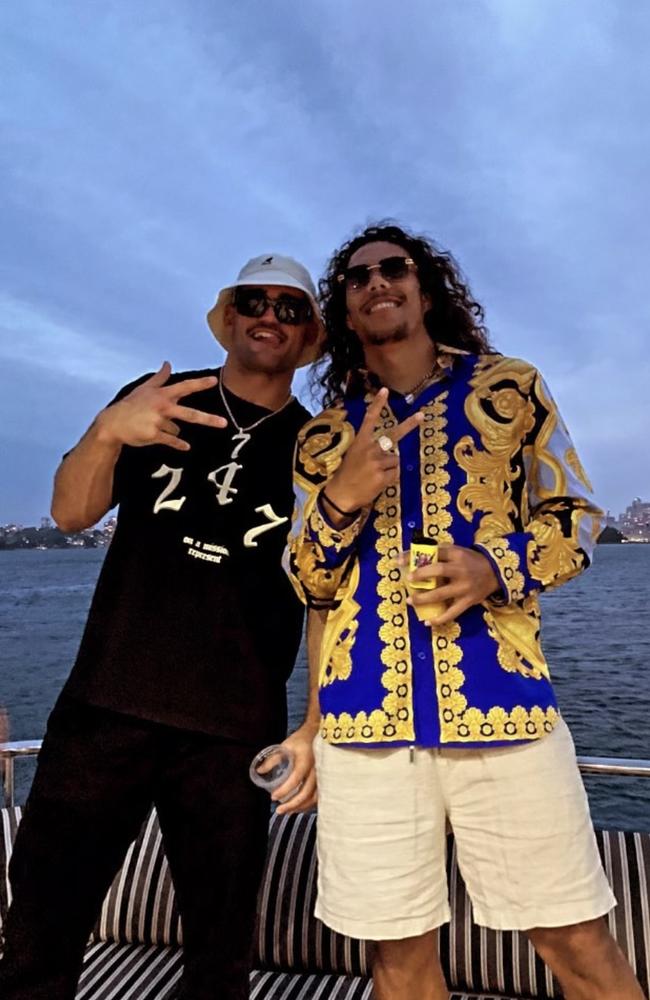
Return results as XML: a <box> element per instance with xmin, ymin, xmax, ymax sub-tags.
<box><xmin>218</xmin><ymin>371</ymin><xmax>294</xmax><ymax>456</ymax></box>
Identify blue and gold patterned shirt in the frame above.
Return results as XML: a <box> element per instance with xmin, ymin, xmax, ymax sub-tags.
<box><xmin>284</xmin><ymin>351</ymin><xmax>602</xmax><ymax>749</ymax></box>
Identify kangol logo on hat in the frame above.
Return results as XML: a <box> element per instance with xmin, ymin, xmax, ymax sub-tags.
<box><xmin>206</xmin><ymin>253</ymin><xmax>324</xmax><ymax>367</ymax></box>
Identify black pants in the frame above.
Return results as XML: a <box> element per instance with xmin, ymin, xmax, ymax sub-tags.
<box><xmin>0</xmin><ymin>695</ymin><xmax>270</xmax><ymax>1000</ymax></box>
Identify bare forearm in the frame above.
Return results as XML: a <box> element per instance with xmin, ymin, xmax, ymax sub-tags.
<box><xmin>51</xmin><ymin>415</ymin><xmax>122</xmax><ymax>532</ymax></box>
<box><xmin>303</xmin><ymin>609</ymin><xmax>326</xmax><ymax>731</ymax></box>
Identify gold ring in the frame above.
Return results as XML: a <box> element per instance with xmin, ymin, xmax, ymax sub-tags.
<box><xmin>377</xmin><ymin>435</ymin><xmax>394</xmax><ymax>453</ymax></box>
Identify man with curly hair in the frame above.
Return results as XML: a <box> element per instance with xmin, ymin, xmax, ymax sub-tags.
<box><xmin>284</xmin><ymin>224</ymin><xmax>643</xmax><ymax>999</ymax></box>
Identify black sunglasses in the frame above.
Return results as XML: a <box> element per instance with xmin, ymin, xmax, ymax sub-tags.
<box><xmin>337</xmin><ymin>256</ymin><xmax>416</xmax><ymax>290</ymax></box>
<box><xmin>233</xmin><ymin>287</ymin><xmax>313</xmax><ymax>326</ymax></box>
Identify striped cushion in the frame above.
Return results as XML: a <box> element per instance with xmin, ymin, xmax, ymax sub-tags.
<box><xmin>440</xmin><ymin>829</ymin><xmax>650</xmax><ymax>998</ymax></box>
<box><xmin>601</xmin><ymin>828</ymin><xmax>650</xmax><ymax>994</ymax></box>
<box><xmin>0</xmin><ymin>806</ymin><xmax>22</xmax><ymax>934</ymax></box>
<box><xmin>440</xmin><ymin>836</ymin><xmax>560</xmax><ymax>998</ymax></box>
<box><xmin>80</xmin><ymin>948</ymin><xmax>514</xmax><ymax>1000</ymax></box>
<box><xmin>250</xmin><ymin>969</ymin><xmax>373</xmax><ymax>999</ymax></box>
<box><xmin>94</xmin><ymin>811</ymin><xmax>182</xmax><ymax>947</ymax></box>
<box><xmin>77</xmin><ymin>941</ymin><xmax>182</xmax><ymax>999</ymax></box>
<box><xmin>255</xmin><ymin>811</ymin><xmax>370</xmax><ymax>976</ymax></box>
<box><xmin>2</xmin><ymin>806</ymin><xmax>650</xmax><ymax>999</ymax></box>
<box><xmin>252</xmin><ymin>974</ymin><xmax>513</xmax><ymax>1000</ymax></box>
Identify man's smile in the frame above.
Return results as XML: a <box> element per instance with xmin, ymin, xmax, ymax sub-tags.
<box><xmin>248</xmin><ymin>326</ymin><xmax>286</xmax><ymax>347</ymax></box>
<box><xmin>363</xmin><ymin>295</ymin><xmax>403</xmax><ymax>315</ymax></box>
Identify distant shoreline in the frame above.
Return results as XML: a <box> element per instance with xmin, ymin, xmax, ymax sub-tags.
<box><xmin>0</xmin><ymin>530</ymin><xmax>110</xmax><ymax>551</ymax></box>
<box><xmin>2</xmin><ymin>529</ymin><xmax>646</xmax><ymax>551</ymax></box>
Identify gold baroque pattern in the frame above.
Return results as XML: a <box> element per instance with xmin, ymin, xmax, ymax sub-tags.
<box><xmin>483</xmin><ymin>597</ymin><xmax>550</xmax><ymax>681</ymax></box>
<box><xmin>310</xmin><ymin>503</ymin><xmax>364</xmax><ymax>553</ymax></box>
<box><xmin>425</xmin><ymin>376</ymin><xmax>556</xmax><ymax>742</ymax></box>
<box><xmin>419</xmin><ymin>393</ymin><xmax>470</xmax><ymax>741</ymax></box>
<box><xmin>435</xmin><ymin>623</ymin><xmax>557</xmax><ymax>741</ymax></box>
<box><xmin>450</xmin><ymin>703</ymin><xmax>559</xmax><ymax>742</ymax></box>
<box><xmin>294</xmin><ymin>403</ymin><xmax>356</xmax><ymax>489</ymax></box>
<box><xmin>319</xmin><ymin>561</ymin><xmax>361</xmax><ymax>687</ymax></box>
<box><xmin>286</xmin><ymin>490</ymin><xmax>354</xmax><ymax>606</ymax></box>
<box><xmin>288</xmin><ymin>404</ymin><xmax>363</xmax><ymax>606</ymax></box>
<box><xmin>455</xmin><ymin>355</ymin><xmax>536</xmax><ymax>541</ymax></box>
<box><xmin>419</xmin><ymin>394</ymin><xmax>453</xmax><ymax>542</ymax></box>
<box><xmin>321</xmin><ymin>398</ymin><xmax>415</xmax><ymax>743</ymax></box>
<box><xmin>565</xmin><ymin>446</ymin><xmax>593</xmax><ymax>493</ymax></box>
<box><xmin>476</xmin><ymin>536</ymin><xmax>525</xmax><ymax>604</ymax></box>
<box><xmin>529</xmin><ymin>376</ymin><xmax>567</xmax><ymax>500</ymax></box>
<box><xmin>527</xmin><ymin>505</ymin><xmax>585</xmax><ymax>587</ymax></box>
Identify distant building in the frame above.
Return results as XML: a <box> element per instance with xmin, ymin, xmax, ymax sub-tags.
<box><xmin>619</xmin><ymin>497</ymin><xmax>650</xmax><ymax>542</ymax></box>
<box><xmin>103</xmin><ymin>516</ymin><xmax>117</xmax><ymax>538</ymax></box>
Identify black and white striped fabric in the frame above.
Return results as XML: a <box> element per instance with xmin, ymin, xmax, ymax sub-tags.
<box><xmin>250</xmin><ymin>970</ymin><xmax>373</xmax><ymax>999</ymax></box>
<box><xmin>94</xmin><ymin>810</ymin><xmax>182</xmax><ymax>947</ymax></box>
<box><xmin>78</xmin><ymin>942</ymin><xmax>183</xmax><ymax>1000</ymax></box>
<box><xmin>0</xmin><ymin>805</ymin><xmax>22</xmax><ymax>932</ymax></box>
<box><xmin>250</xmin><ymin>972</ymin><xmax>513</xmax><ymax>1000</ymax></box>
<box><xmin>256</xmin><ymin>812</ymin><xmax>370</xmax><ymax>976</ymax></box>
<box><xmin>2</xmin><ymin>805</ymin><xmax>650</xmax><ymax>999</ymax></box>
<box><xmin>441</xmin><ymin>835</ymin><xmax>561</xmax><ymax>998</ymax></box>
<box><xmin>438</xmin><ymin>830</ymin><xmax>650</xmax><ymax>998</ymax></box>
<box><xmin>601</xmin><ymin>827</ymin><xmax>650</xmax><ymax>991</ymax></box>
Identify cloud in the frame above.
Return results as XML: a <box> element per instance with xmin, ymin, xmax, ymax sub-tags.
<box><xmin>0</xmin><ymin>293</ymin><xmax>149</xmax><ymax>389</ymax></box>
<box><xmin>1</xmin><ymin>0</ymin><xmax>649</xmax><ymax>522</ymax></box>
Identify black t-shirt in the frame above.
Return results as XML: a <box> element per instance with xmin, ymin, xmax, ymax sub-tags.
<box><xmin>64</xmin><ymin>368</ymin><xmax>310</xmax><ymax>745</ymax></box>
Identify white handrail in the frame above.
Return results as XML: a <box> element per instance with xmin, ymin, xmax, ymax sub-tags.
<box><xmin>2</xmin><ymin>741</ymin><xmax>650</xmax><ymax>807</ymax></box>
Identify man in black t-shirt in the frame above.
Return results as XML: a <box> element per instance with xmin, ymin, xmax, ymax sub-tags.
<box><xmin>0</xmin><ymin>255</ymin><xmax>323</xmax><ymax>1000</ymax></box>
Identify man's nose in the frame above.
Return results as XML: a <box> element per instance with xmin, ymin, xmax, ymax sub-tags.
<box><xmin>257</xmin><ymin>301</ymin><xmax>277</xmax><ymax>321</ymax></box>
<box><xmin>367</xmin><ymin>267</ymin><xmax>389</xmax><ymax>293</ymax></box>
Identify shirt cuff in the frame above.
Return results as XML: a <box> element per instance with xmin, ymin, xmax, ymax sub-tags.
<box><xmin>473</xmin><ymin>536</ymin><xmax>528</xmax><ymax>605</ymax></box>
<box><xmin>311</xmin><ymin>492</ymin><xmax>365</xmax><ymax>552</ymax></box>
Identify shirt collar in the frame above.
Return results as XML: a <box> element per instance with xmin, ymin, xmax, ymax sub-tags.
<box><xmin>344</xmin><ymin>344</ymin><xmax>471</xmax><ymax>398</ymax></box>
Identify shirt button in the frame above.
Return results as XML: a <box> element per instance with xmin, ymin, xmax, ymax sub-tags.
<box><xmin>417</xmin><ymin>651</ymin><xmax>426</xmax><ymax>660</ymax></box>
<box><xmin>407</xmin><ymin>520</ymin><xmax>416</xmax><ymax>529</ymax></box>
<box><xmin>406</xmin><ymin>464</ymin><xmax>415</xmax><ymax>472</ymax></box>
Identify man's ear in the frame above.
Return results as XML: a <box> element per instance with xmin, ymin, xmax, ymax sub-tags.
<box><xmin>421</xmin><ymin>290</ymin><xmax>432</xmax><ymax>313</ymax></box>
<box><xmin>303</xmin><ymin>321</ymin><xmax>319</xmax><ymax>349</ymax></box>
<box><xmin>223</xmin><ymin>301</ymin><xmax>235</xmax><ymax>332</ymax></box>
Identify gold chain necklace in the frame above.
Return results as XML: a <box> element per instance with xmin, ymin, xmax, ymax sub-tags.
<box><xmin>403</xmin><ymin>361</ymin><xmax>439</xmax><ymax>404</ymax></box>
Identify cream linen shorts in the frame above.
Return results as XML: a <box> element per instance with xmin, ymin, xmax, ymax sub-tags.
<box><xmin>313</xmin><ymin>719</ymin><xmax>616</xmax><ymax>939</ymax></box>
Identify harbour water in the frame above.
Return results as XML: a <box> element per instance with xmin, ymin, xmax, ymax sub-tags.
<box><xmin>1</xmin><ymin>545</ymin><xmax>649</xmax><ymax>830</ymax></box>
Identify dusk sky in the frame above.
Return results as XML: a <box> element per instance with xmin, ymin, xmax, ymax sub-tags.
<box><xmin>2</xmin><ymin>0</ymin><xmax>649</xmax><ymax>525</ymax></box>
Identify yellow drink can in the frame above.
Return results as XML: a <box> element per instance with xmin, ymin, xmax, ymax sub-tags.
<box><xmin>407</xmin><ymin>533</ymin><xmax>445</xmax><ymax>622</ymax></box>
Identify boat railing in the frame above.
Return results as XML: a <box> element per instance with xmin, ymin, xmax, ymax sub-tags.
<box><xmin>2</xmin><ymin>740</ymin><xmax>650</xmax><ymax>808</ymax></box>
<box><xmin>1</xmin><ymin>741</ymin><xmax>44</xmax><ymax>807</ymax></box>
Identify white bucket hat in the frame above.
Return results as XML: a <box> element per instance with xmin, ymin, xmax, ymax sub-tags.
<box><xmin>207</xmin><ymin>253</ymin><xmax>324</xmax><ymax>367</ymax></box>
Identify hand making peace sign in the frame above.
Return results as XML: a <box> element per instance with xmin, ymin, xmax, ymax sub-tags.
<box><xmin>324</xmin><ymin>387</ymin><xmax>423</xmax><ymax>515</ymax></box>
<box><xmin>95</xmin><ymin>361</ymin><xmax>227</xmax><ymax>452</ymax></box>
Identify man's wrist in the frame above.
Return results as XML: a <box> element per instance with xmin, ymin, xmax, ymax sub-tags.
<box><xmin>93</xmin><ymin>410</ymin><xmax>124</xmax><ymax>450</ymax></box>
<box><xmin>322</xmin><ymin>490</ymin><xmax>360</xmax><ymax>520</ymax></box>
<box><xmin>320</xmin><ymin>487</ymin><xmax>361</xmax><ymax>529</ymax></box>
<box><xmin>322</xmin><ymin>480</ymin><xmax>361</xmax><ymax>516</ymax></box>
<box><xmin>301</xmin><ymin>714</ymin><xmax>321</xmax><ymax>732</ymax></box>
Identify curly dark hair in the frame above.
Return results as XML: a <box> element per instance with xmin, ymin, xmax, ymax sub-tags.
<box><xmin>313</xmin><ymin>222</ymin><xmax>492</xmax><ymax>405</ymax></box>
